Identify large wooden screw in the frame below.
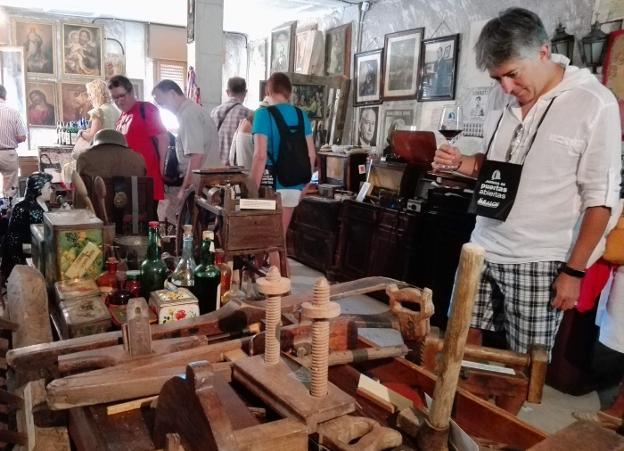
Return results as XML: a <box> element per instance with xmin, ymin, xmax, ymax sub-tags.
<box><xmin>256</xmin><ymin>266</ymin><xmax>291</xmax><ymax>366</ymax></box>
<box><xmin>302</xmin><ymin>277</ymin><xmax>340</xmax><ymax>398</ymax></box>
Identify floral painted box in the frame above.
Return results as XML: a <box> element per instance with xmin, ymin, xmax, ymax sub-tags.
<box><xmin>59</xmin><ymin>295</ymin><xmax>111</xmax><ymax>338</ymax></box>
<box><xmin>149</xmin><ymin>288</ymin><xmax>199</xmax><ymax>324</ymax></box>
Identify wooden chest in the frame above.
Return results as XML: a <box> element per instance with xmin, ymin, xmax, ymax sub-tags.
<box><xmin>43</xmin><ymin>210</ymin><xmax>103</xmax><ymax>287</ymax></box>
<box><xmin>83</xmin><ymin>176</ymin><xmax>157</xmax><ymax>236</ymax></box>
<box><xmin>57</xmin><ymin>296</ymin><xmax>111</xmax><ymax>338</ymax></box>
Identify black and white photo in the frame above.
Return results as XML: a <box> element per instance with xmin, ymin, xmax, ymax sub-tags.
<box><xmin>382</xmin><ymin>28</ymin><xmax>423</xmax><ymax>101</ymax></box>
<box><xmin>324</xmin><ymin>23</ymin><xmax>352</xmax><ymax>77</ymax></box>
<box><xmin>354</xmin><ymin>49</ymin><xmax>382</xmax><ymax>106</ymax></box>
<box><xmin>382</xmin><ymin>109</ymin><xmax>414</xmax><ymax>146</ymax></box>
<box><xmin>463</xmin><ymin>86</ymin><xmax>491</xmax><ymax>137</ymax></box>
<box><xmin>270</xmin><ymin>22</ymin><xmax>296</xmax><ymax>74</ymax></box>
<box><xmin>418</xmin><ymin>34</ymin><xmax>460</xmax><ymax>101</ymax></box>
<box><xmin>356</xmin><ymin>106</ymin><xmax>379</xmax><ymax>148</ymax></box>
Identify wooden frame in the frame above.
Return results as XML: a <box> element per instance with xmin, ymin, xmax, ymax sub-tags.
<box><xmin>12</xmin><ymin>18</ymin><xmax>57</xmax><ymax>78</ymax></box>
<box><xmin>292</xmin><ymin>83</ymin><xmax>326</xmax><ymax>119</ymax></box>
<box><xmin>25</xmin><ymin>80</ymin><xmax>57</xmax><ymax>127</ymax></box>
<box><xmin>355</xmin><ymin>106</ymin><xmax>380</xmax><ymax>149</ymax></box>
<box><xmin>603</xmin><ymin>29</ymin><xmax>624</xmax><ymax>140</ymax></box>
<box><xmin>382</xmin><ymin>28</ymin><xmax>424</xmax><ymax>101</ymax></box>
<box><xmin>324</xmin><ymin>23</ymin><xmax>352</xmax><ymax>77</ymax></box>
<box><xmin>58</xmin><ymin>81</ymin><xmax>93</xmax><ymax>123</ymax></box>
<box><xmin>353</xmin><ymin>49</ymin><xmax>383</xmax><ymax>106</ymax></box>
<box><xmin>270</xmin><ymin>22</ymin><xmax>296</xmax><ymax>74</ymax></box>
<box><xmin>418</xmin><ymin>34</ymin><xmax>460</xmax><ymax>102</ymax></box>
<box><xmin>381</xmin><ymin>108</ymin><xmax>414</xmax><ymax>147</ymax></box>
<box><xmin>61</xmin><ymin>22</ymin><xmax>104</xmax><ymax>79</ymax></box>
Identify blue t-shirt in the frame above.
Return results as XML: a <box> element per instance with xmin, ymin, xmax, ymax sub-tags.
<box><xmin>252</xmin><ymin>103</ymin><xmax>312</xmax><ymax>191</ymax></box>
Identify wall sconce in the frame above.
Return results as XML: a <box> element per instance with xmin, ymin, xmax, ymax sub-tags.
<box><xmin>582</xmin><ymin>21</ymin><xmax>608</xmax><ymax>73</ymax></box>
<box><xmin>551</xmin><ymin>23</ymin><xmax>575</xmax><ymax>61</ymax></box>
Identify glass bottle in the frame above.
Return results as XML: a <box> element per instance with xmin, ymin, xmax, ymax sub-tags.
<box><xmin>193</xmin><ymin>230</ymin><xmax>221</xmax><ymax>314</ymax></box>
<box><xmin>241</xmin><ymin>269</ymin><xmax>259</xmax><ymax>300</ymax></box>
<box><xmin>170</xmin><ymin>225</ymin><xmax>196</xmax><ymax>288</ymax></box>
<box><xmin>215</xmin><ymin>251</ymin><xmax>231</xmax><ymax>300</ymax></box>
<box><xmin>97</xmin><ymin>257</ymin><xmax>118</xmax><ymax>290</ymax></box>
<box><xmin>140</xmin><ymin>221</ymin><xmax>168</xmax><ymax>299</ymax></box>
<box><xmin>221</xmin><ymin>270</ymin><xmax>246</xmax><ymax>306</ymax></box>
<box><xmin>125</xmin><ymin>270</ymin><xmax>142</xmax><ymax>298</ymax></box>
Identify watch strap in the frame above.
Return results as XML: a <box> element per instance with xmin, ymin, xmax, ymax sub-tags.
<box><xmin>561</xmin><ymin>264</ymin><xmax>585</xmax><ymax>279</ymax></box>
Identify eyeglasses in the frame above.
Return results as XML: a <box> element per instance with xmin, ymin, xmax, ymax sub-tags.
<box><xmin>112</xmin><ymin>91</ymin><xmax>128</xmax><ymax>101</ymax></box>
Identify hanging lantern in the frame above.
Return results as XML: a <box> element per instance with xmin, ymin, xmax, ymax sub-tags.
<box><xmin>551</xmin><ymin>23</ymin><xmax>575</xmax><ymax>60</ymax></box>
<box><xmin>582</xmin><ymin>21</ymin><xmax>608</xmax><ymax>73</ymax></box>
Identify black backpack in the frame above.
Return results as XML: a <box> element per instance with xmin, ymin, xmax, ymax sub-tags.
<box><xmin>266</xmin><ymin>106</ymin><xmax>311</xmax><ymax>187</ymax></box>
<box><xmin>139</xmin><ymin>102</ymin><xmax>182</xmax><ymax>187</ymax></box>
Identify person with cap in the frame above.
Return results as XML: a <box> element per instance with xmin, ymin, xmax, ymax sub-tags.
<box><xmin>0</xmin><ymin>172</ymin><xmax>53</xmax><ymax>282</ymax></box>
<box><xmin>211</xmin><ymin>76</ymin><xmax>251</xmax><ymax>165</ymax></box>
<box><xmin>0</xmin><ymin>84</ymin><xmax>27</xmax><ymax>198</ymax></box>
<box><xmin>76</xmin><ymin>128</ymin><xmax>146</xmax><ymax>178</ymax></box>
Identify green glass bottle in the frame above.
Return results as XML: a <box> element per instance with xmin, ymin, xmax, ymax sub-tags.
<box><xmin>140</xmin><ymin>221</ymin><xmax>168</xmax><ymax>299</ymax></box>
<box><xmin>192</xmin><ymin>230</ymin><xmax>221</xmax><ymax>314</ymax></box>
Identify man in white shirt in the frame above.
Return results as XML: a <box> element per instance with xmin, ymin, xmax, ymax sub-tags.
<box><xmin>433</xmin><ymin>8</ymin><xmax>621</xmax><ymax>357</ymax></box>
<box><xmin>0</xmin><ymin>85</ymin><xmax>27</xmax><ymax>198</ymax></box>
<box><xmin>152</xmin><ymin>79</ymin><xmax>220</xmax><ymax>222</ymax></box>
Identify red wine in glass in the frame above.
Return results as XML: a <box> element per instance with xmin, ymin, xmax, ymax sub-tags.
<box><xmin>437</xmin><ymin>105</ymin><xmax>464</xmax><ymax>172</ymax></box>
<box><xmin>438</xmin><ymin>128</ymin><xmax>462</xmax><ymax>140</ymax></box>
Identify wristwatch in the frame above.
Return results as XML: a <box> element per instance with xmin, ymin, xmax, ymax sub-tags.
<box><xmin>561</xmin><ymin>264</ymin><xmax>586</xmax><ymax>279</ymax></box>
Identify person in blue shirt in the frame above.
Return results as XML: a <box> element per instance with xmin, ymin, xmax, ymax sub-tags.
<box><xmin>251</xmin><ymin>72</ymin><xmax>315</xmax><ymax>235</ymax></box>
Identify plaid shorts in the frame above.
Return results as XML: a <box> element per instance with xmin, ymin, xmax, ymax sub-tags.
<box><xmin>470</xmin><ymin>260</ymin><xmax>564</xmax><ymax>356</ymax></box>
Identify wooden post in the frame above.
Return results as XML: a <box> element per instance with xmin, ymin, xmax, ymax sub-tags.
<box><xmin>527</xmin><ymin>345</ymin><xmax>548</xmax><ymax>404</ymax></box>
<box><xmin>416</xmin><ymin>243</ymin><xmax>485</xmax><ymax>451</ymax></box>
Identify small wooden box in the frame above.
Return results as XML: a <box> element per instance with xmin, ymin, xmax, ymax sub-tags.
<box><xmin>149</xmin><ymin>288</ymin><xmax>199</xmax><ymax>324</ymax></box>
<box><xmin>44</xmin><ymin>209</ymin><xmax>103</xmax><ymax>287</ymax></box>
<box><xmin>54</xmin><ymin>279</ymin><xmax>99</xmax><ymax>305</ymax></box>
<box><xmin>58</xmin><ymin>296</ymin><xmax>111</xmax><ymax>338</ymax></box>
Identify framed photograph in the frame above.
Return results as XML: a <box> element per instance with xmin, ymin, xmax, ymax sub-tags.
<box><xmin>381</xmin><ymin>109</ymin><xmax>414</xmax><ymax>146</ymax></box>
<box><xmin>355</xmin><ymin>106</ymin><xmax>379</xmax><ymax>148</ymax></box>
<box><xmin>291</xmin><ymin>83</ymin><xmax>325</xmax><ymax>119</ymax></box>
<box><xmin>353</xmin><ymin>49</ymin><xmax>383</xmax><ymax>106</ymax></box>
<box><xmin>13</xmin><ymin>19</ymin><xmax>56</xmax><ymax>77</ymax></box>
<box><xmin>418</xmin><ymin>34</ymin><xmax>460</xmax><ymax>101</ymax></box>
<box><xmin>61</xmin><ymin>23</ymin><xmax>104</xmax><ymax>78</ymax></box>
<box><xmin>129</xmin><ymin>78</ymin><xmax>144</xmax><ymax>101</ymax></box>
<box><xmin>463</xmin><ymin>86</ymin><xmax>491</xmax><ymax>138</ymax></box>
<box><xmin>382</xmin><ymin>28</ymin><xmax>424</xmax><ymax>101</ymax></box>
<box><xmin>0</xmin><ymin>47</ymin><xmax>27</xmax><ymax>131</ymax></box>
<box><xmin>324</xmin><ymin>23</ymin><xmax>352</xmax><ymax>77</ymax></box>
<box><xmin>270</xmin><ymin>22</ymin><xmax>296</xmax><ymax>74</ymax></box>
<box><xmin>26</xmin><ymin>81</ymin><xmax>57</xmax><ymax>127</ymax></box>
<box><xmin>187</xmin><ymin>0</ymin><xmax>195</xmax><ymax>43</ymax></box>
<box><xmin>59</xmin><ymin>81</ymin><xmax>93</xmax><ymax>122</ymax></box>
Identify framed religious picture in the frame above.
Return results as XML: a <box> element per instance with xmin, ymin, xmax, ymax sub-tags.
<box><xmin>25</xmin><ymin>81</ymin><xmax>57</xmax><ymax>127</ymax></box>
<box><xmin>59</xmin><ymin>81</ymin><xmax>93</xmax><ymax>122</ymax></box>
<box><xmin>324</xmin><ymin>23</ymin><xmax>352</xmax><ymax>77</ymax></box>
<box><xmin>291</xmin><ymin>83</ymin><xmax>325</xmax><ymax>119</ymax></box>
<box><xmin>61</xmin><ymin>23</ymin><xmax>104</xmax><ymax>78</ymax></box>
<box><xmin>13</xmin><ymin>19</ymin><xmax>56</xmax><ymax>77</ymax></box>
<box><xmin>187</xmin><ymin>0</ymin><xmax>195</xmax><ymax>44</ymax></box>
<box><xmin>129</xmin><ymin>78</ymin><xmax>144</xmax><ymax>101</ymax></box>
<box><xmin>382</xmin><ymin>28</ymin><xmax>424</xmax><ymax>101</ymax></box>
<box><xmin>353</xmin><ymin>49</ymin><xmax>383</xmax><ymax>106</ymax></box>
<box><xmin>381</xmin><ymin>108</ymin><xmax>414</xmax><ymax>147</ymax></box>
<box><xmin>270</xmin><ymin>22</ymin><xmax>296</xmax><ymax>74</ymax></box>
<box><xmin>418</xmin><ymin>34</ymin><xmax>460</xmax><ymax>101</ymax></box>
<box><xmin>104</xmin><ymin>39</ymin><xmax>125</xmax><ymax>80</ymax></box>
<box><xmin>355</xmin><ymin>106</ymin><xmax>379</xmax><ymax>149</ymax></box>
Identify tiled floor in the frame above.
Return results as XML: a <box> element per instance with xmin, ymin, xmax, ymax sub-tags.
<box><xmin>288</xmin><ymin>258</ymin><xmax>605</xmax><ymax>435</ymax></box>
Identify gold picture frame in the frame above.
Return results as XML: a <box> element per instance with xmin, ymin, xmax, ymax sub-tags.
<box><xmin>61</xmin><ymin>22</ymin><xmax>104</xmax><ymax>79</ymax></box>
<box><xmin>26</xmin><ymin>80</ymin><xmax>57</xmax><ymax>127</ymax></box>
<box><xmin>13</xmin><ymin>18</ymin><xmax>57</xmax><ymax>78</ymax></box>
<box><xmin>58</xmin><ymin>80</ymin><xmax>93</xmax><ymax>122</ymax></box>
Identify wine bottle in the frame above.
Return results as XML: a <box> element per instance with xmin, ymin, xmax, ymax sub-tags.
<box><xmin>140</xmin><ymin>221</ymin><xmax>168</xmax><ymax>299</ymax></box>
<box><xmin>193</xmin><ymin>230</ymin><xmax>221</xmax><ymax>314</ymax></box>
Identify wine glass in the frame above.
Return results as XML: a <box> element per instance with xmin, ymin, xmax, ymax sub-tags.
<box><xmin>438</xmin><ymin>105</ymin><xmax>463</xmax><ymax>171</ymax></box>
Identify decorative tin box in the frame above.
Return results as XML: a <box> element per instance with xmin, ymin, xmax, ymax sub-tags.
<box><xmin>58</xmin><ymin>296</ymin><xmax>111</xmax><ymax>338</ymax></box>
<box><xmin>149</xmin><ymin>288</ymin><xmax>199</xmax><ymax>324</ymax></box>
<box><xmin>44</xmin><ymin>209</ymin><xmax>103</xmax><ymax>287</ymax></box>
<box><xmin>54</xmin><ymin>279</ymin><xmax>100</xmax><ymax>305</ymax></box>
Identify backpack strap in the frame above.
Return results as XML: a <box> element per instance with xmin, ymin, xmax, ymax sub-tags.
<box><xmin>217</xmin><ymin>102</ymin><xmax>240</xmax><ymax>131</ymax></box>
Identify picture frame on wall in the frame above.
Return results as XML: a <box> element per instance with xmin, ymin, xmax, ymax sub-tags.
<box><xmin>26</xmin><ymin>81</ymin><xmax>57</xmax><ymax>127</ymax></box>
<box><xmin>382</xmin><ymin>27</ymin><xmax>424</xmax><ymax>101</ymax></box>
<box><xmin>13</xmin><ymin>18</ymin><xmax>56</xmax><ymax>77</ymax></box>
<box><xmin>381</xmin><ymin>108</ymin><xmax>414</xmax><ymax>147</ymax></box>
<box><xmin>59</xmin><ymin>81</ymin><xmax>93</xmax><ymax>122</ymax></box>
<box><xmin>418</xmin><ymin>34</ymin><xmax>460</xmax><ymax>101</ymax></box>
<box><xmin>270</xmin><ymin>22</ymin><xmax>296</xmax><ymax>74</ymax></box>
<box><xmin>61</xmin><ymin>23</ymin><xmax>104</xmax><ymax>78</ymax></box>
<box><xmin>324</xmin><ymin>23</ymin><xmax>352</xmax><ymax>77</ymax></box>
<box><xmin>129</xmin><ymin>78</ymin><xmax>144</xmax><ymax>101</ymax></box>
<box><xmin>0</xmin><ymin>47</ymin><xmax>27</xmax><ymax>131</ymax></box>
<box><xmin>292</xmin><ymin>83</ymin><xmax>325</xmax><ymax>119</ymax></box>
<box><xmin>355</xmin><ymin>106</ymin><xmax>379</xmax><ymax>149</ymax></box>
<box><xmin>187</xmin><ymin>0</ymin><xmax>195</xmax><ymax>44</ymax></box>
<box><xmin>353</xmin><ymin>49</ymin><xmax>383</xmax><ymax>106</ymax></box>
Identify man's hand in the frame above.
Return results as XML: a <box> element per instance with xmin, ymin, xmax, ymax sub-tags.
<box><xmin>551</xmin><ymin>273</ymin><xmax>581</xmax><ymax>311</ymax></box>
<box><xmin>432</xmin><ymin>143</ymin><xmax>462</xmax><ymax>172</ymax></box>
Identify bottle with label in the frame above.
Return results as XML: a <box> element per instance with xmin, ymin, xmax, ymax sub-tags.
<box><xmin>215</xmin><ymin>251</ymin><xmax>231</xmax><ymax>300</ymax></box>
<box><xmin>193</xmin><ymin>230</ymin><xmax>221</xmax><ymax>314</ymax></box>
<box><xmin>170</xmin><ymin>225</ymin><xmax>196</xmax><ymax>288</ymax></box>
<box><xmin>221</xmin><ymin>270</ymin><xmax>246</xmax><ymax>306</ymax></box>
<box><xmin>140</xmin><ymin>221</ymin><xmax>168</xmax><ymax>298</ymax></box>
<box><xmin>96</xmin><ymin>257</ymin><xmax>119</xmax><ymax>290</ymax></box>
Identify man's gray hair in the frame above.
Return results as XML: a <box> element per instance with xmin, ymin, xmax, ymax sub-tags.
<box><xmin>475</xmin><ymin>7</ymin><xmax>549</xmax><ymax>71</ymax></box>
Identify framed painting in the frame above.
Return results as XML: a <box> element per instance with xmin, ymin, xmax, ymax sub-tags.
<box><xmin>381</xmin><ymin>108</ymin><xmax>414</xmax><ymax>147</ymax></box>
<box><xmin>295</xmin><ymin>30</ymin><xmax>323</xmax><ymax>74</ymax></box>
<box><xmin>59</xmin><ymin>81</ymin><xmax>93</xmax><ymax>122</ymax></box>
<box><xmin>61</xmin><ymin>23</ymin><xmax>104</xmax><ymax>78</ymax></box>
<box><xmin>418</xmin><ymin>34</ymin><xmax>460</xmax><ymax>101</ymax></box>
<box><xmin>291</xmin><ymin>83</ymin><xmax>325</xmax><ymax>119</ymax></box>
<box><xmin>0</xmin><ymin>47</ymin><xmax>27</xmax><ymax>134</ymax></box>
<box><xmin>130</xmin><ymin>78</ymin><xmax>144</xmax><ymax>101</ymax></box>
<box><xmin>382</xmin><ymin>28</ymin><xmax>424</xmax><ymax>101</ymax></box>
<box><xmin>324</xmin><ymin>23</ymin><xmax>352</xmax><ymax>77</ymax></box>
<box><xmin>353</xmin><ymin>49</ymin><xmax>383</xmax><ymax>106</ymax></box>
<box><xmin>13</xmin><ymin>19</ymin><xmax>56</xmax><ymax>77</ymax></box>
<box><xmin>356</xmin><ymin>106</ymin><xmax>380</xmax><ymax>149</ymax></box>
<box><xmin>187</xmin><ymin>0</ymin><xmax>195</xmax><ymax>43</ymax></box>
<box><xmin>270</xmin><ymin>22</ymin><xmax>296</xmax><ymax>74</ymax></box>
<box><xmin>26</xmin><ymin>81</ymin><xmax>57</xmax><ymax>127</ymax></box>
<box><xmin>603</xmin><ymin>29</ymin><xmax>624</xmax><ymax>140</ymax></box>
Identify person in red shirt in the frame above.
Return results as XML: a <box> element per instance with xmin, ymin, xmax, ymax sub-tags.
<box><xmin>108</xmin><ymin>75</ymin><xmax>168</xmax><ymax>201</ymax></box>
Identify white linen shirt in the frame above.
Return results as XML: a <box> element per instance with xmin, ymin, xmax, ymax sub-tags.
<box><xmin>175</xmin><ymin>99</ymin><xmax>221</xmax><ymax>173</ymax></box>
<box><xmin>470</xmin><ymin>59</ymin><xmax>622</xmax><ymax>264</ymax></box>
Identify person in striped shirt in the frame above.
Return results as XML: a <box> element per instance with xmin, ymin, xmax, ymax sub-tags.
<box><xmin>0</xmin><ymin>85</ymin><xmax>27</xmax><ymax>198</ymax></box>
